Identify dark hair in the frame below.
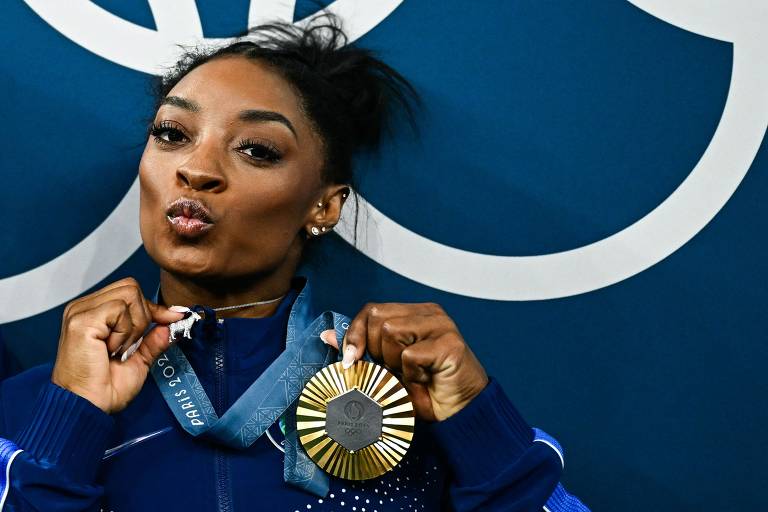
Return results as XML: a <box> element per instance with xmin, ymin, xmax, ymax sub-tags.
<box><xmin>153</xmin><ymin>15</ymin><xmax>419</xmax><ymax>248</ymax></box>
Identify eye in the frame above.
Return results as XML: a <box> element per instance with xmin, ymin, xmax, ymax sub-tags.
<box><xmin>150</xmin><ymin>121</ymin><xmax>188</xmax><ymax>145</ymax></box>
<box><xmin>236</xmin><ymin>138</ymin><xmax>282</xmax><ymax>164</ymax></box>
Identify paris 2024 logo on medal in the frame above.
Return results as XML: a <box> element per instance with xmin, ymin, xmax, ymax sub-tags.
<box><xmin>1</xmin><ymin>0</ymin><xmax>767</xmax><ymax>322</ymax></box>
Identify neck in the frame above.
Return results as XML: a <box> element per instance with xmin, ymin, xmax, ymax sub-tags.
<box><xmin>158</xmin><ymin>269</ymin><xmax>294</xmax><ymax>319</ymax></box>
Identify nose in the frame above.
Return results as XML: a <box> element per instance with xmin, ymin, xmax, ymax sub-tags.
<box><xmin>176</xmin><ymin>144</ymin><xmax>227</xmax><ymax>193</ymax></box>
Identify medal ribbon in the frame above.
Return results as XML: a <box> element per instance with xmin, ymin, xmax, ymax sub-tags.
<box><xmin>150</xmin><ymin>301</ymin><xmax>350</xmax><ymax>497</ymax></box>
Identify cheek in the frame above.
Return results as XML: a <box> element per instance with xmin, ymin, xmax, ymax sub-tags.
<box><xmin>223</xmin><ymin>175</ymin><xmax>312</xmax><ymax>254</ymax></box>
<box><xmin>138</xmin><ymin>150</ymin><xmax>167</xmax><ymax>243</ymax></box>
<box><xmin>229</xmin><ymin>184</ymin><xmax>302</xmax><ymax>242</ymax></box>
<box><xmin>139</xmin><ymin>149</ymin><xmax>164</xmax><ymax>195</ymax></box>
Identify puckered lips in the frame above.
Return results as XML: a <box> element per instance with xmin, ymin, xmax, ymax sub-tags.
<box><xmin>165</xmin><ymin>197</ymin><xmax>215</xmax><ymax>238</ymax></box>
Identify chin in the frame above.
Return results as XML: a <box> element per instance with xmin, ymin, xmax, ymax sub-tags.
<box><xmin>146</xmin><ymin>239</ymin><xmax>220</xmax><ymax>278</ymax></box>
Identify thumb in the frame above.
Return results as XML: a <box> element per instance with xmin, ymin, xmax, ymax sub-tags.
<box><xmin>135</xmin><ymin>324</ymin><xmax>172</xmax><ymax>364</ymax></box>
<box><xmin>147</xmin><ymin>301</ymin><xmax>187</xmax><ymax>325</ymax></box>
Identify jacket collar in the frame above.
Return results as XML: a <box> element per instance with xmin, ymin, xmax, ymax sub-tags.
<box><xmin>283</xmin><ymin>276</ymin><xmax>316</xmax><ymax>346</ymax></box>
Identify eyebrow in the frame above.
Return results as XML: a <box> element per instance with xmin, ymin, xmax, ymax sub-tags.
<box><xmin>238</xmin><ymin>110</ymin><xmax>297</xmax><ymax>139</ymax></box>
<box><xmin>160</xmin><ymin>96</ymin><xmax>297</xmax><ymax>140</ymax></box>
<box><xmin>161</xmin><ymin>95</ymin><xmax>200</xmax><ymax>112</ymax></box>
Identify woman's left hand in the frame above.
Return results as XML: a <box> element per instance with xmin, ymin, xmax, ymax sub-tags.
<box><xmin>321</xmin><ymin>302</ymin><xmax>488</xmax><ymax>422</ymax></box>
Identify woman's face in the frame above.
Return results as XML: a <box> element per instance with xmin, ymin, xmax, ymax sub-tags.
<box><xmin>139</xmin><ymin>56</ymin><xmax>326</xmax><ymax>281</ymax></box>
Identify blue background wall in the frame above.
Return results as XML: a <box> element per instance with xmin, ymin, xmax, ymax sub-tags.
<box><xmin>1</xmin><ymin>1</ymin><xmax>766</xmax><ymax>509</ymax></box>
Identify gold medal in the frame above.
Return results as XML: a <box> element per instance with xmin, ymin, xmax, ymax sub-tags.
<box><xmin>296</xmin><ymin>360</ymin><xmax>415</xmax><ymax>480</ymax></box>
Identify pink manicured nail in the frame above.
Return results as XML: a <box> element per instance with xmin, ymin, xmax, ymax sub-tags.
<box><xmin>320</xmin><ymin>329</ymin><xmax>338</xmax><ymax>349</ymax></box>
<box><xmin>342</xmin><ymin>345</ymin><xmax>356</xmax><ymax>369</ymax></box>
<box><xmin>169</xmin><ymin>305</ymin><xmax>190</xmax><ymax>313</ymax></box>
<box><xmin>120</xmin><ymin>337</ymin><xmax>143</xmax><ymax>362</ymax></box>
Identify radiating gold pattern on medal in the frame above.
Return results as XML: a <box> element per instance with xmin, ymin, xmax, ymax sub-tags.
<box><xmin>297</xmin><ymin>360</ymin><xmax>415</xmax><ymax>480</ymax></box>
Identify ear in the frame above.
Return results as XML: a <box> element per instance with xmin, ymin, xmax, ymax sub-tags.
<box><xmin>303</xmin><ymin>185</ymin><xmax>350</xmax><ymax>238</ymax></box>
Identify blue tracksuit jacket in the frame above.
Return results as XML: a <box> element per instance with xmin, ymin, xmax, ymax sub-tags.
<box><xmin>0</xmin><ymin>276</ymin><xmax>589</xmax><ymax>511</ymax></box>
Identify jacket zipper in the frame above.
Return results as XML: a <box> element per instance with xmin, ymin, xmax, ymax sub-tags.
<box><xmin>214</xmin><ymin>319</ymin><xmax>233</xmax><ymax>512</ymax></box>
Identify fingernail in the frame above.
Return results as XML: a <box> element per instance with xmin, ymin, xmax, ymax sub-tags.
<box><xmin>169</xmin><ymin>305</ymin><xmax>190</xmax><ymax>313</ymax></box>
<box><xmin>342</xmin><ymin>345</ymin><xmax>356</xmax><ymax>369</ymax></box>
<box><xmin>320</xmin><ymin>330</ymin><xmax>337</xmax><ymax>348</ymax></box>
<box><xmin>120</xmin><ymin>337</ymin><xmax>143</xmax><ymax>362</ymax></box>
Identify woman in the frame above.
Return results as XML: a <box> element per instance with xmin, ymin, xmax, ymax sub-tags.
<box><xmin>0</xmin><ymin>19</ymin><xmax>587</xmax><ymax>512</ymax></box>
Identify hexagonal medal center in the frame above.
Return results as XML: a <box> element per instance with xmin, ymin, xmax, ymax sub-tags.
<box><xmin>326</xmin><ymin>388</ymin><xmax>383</xmax><ymax>452</ymax></box>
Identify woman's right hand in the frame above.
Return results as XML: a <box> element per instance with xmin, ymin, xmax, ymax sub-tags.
<box><xmin>51</xmin><ymin>277</ymin><xmax>185</xmax><ymax>414</ymax></box>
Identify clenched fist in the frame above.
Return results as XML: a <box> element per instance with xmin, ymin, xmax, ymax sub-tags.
<box><xmin>51</xmin><ymin>277</ymin><xmax>185</xmax><ymax>414</ymax></box>
<box><xmin>322</xmin><ymin>302</ymin><xmax>489</xmax><ymax>422</ymax></box>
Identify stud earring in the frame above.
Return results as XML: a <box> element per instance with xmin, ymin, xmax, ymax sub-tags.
<box><xmin>311</xmin><ymin>226</ymin><xmax>320</xmax><ymax>236</ymax></box>
<box><xmin>316</xmin><ymin>201</ymin><xmax>323</xmax><ymax>208</ymax></box>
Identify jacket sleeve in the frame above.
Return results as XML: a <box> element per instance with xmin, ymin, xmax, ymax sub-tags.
<box><xmin>0</xmin><ymin>381</ymin><xmax>113</xmax><ymax>511</ymax></box>
<box><xmin>429</xmin><ymin>378</ymin><xmax>590</xmax><ymax>511</ymax></box>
